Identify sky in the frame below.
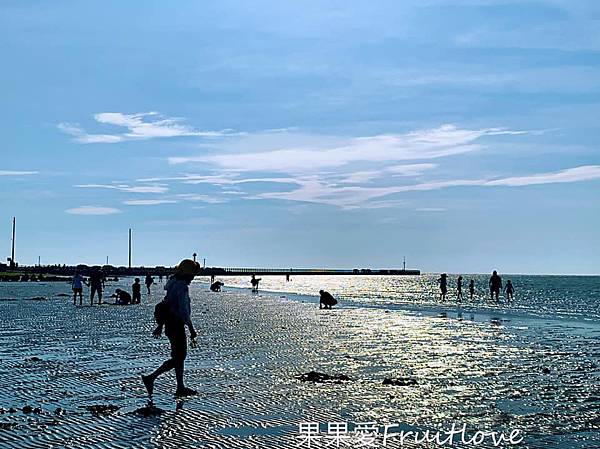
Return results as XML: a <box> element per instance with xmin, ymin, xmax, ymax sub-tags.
<box><xmin>1</xmin><ymin>0</ymin><xmax>599</xmax><ymax>274</ymax></box>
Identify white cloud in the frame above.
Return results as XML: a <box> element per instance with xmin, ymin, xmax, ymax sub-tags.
<box><xmin>0</xmin><ymin>170</ymin><xmax>38</xmax><ymax>176</ymax></box>
<box><xmin>255</xmin><ymin>165</ymin><xmax>600</xmax><ymax>208</ymax></box>
<box><xmin>65</xmin><ymin>206</ymin><xmax>122</xmax><ymax>215</ymax></box>
<box><xmin>75</xmin><ymin>184</ymin><xmax>169</xmax><ymax>194</ymax></box>
<box><xmin>57</xmin><ymin>123</ymin><xmax>123</xmax><ymax>144</ymax></box>
<box><xmin>175</xmin><ymin>193</ymin><xmax>227</xmax><ymax>204</ymax></box>
<box><xmin>484</xmin><ymin>165</ymin><xmax>600</xmax><ymax>187</ymax></box>
<box><xmin>59</xmin><ymin>112</ymin><xmax>232</xmax><ymax>144</ymax></box>
<box><xmin>170</xmin><ymin>124</ymin><xmax>524</xmax><ymax>172</ymax></box>
<box><xmin>416</xmin><ymin>207</ymin><xmax>446</xmax><ymax>212</ymax></box>
<box><xmin>123</xmin><ymin>199</ymin><xmax>178</xmax><ymax>206</ymax></box>
<box><xmin>387</xmin><ymin>163</ymin><xmax>437</xmax><ymax>176</ymax></box>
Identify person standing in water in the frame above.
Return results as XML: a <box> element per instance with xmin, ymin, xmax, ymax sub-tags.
<box><xmin>505</xmin><ymin>280</ymin><xmax>515</xmax><ymax>301</ymax></box>
<box><xmin>457</xmin><ymin>275</ymin><xmax>464</xmax><ymax>301</ymax></box>
<box><xmin>142</xmin><ymin>259</ymin><xmax>200</xmax><ymax>398</ymax></box>
<box><xmin>88</xmin><ymin>267</ymin><xmax>104</xmax><ymax>305</ymax></box>
<box><xmin>489</xmin><ymin>270</ymin><xmax>502</xmax><ymax>302</ymax></box>
<box><xmin>72</xmin><ymin>271</ymin><xmax>84</xmax><ymax>305</ymax></box>
<box><xmin>251</xmin><ymin>274</ymin><xmax>261</xmax><ymax>293</ymax></box>
<box><xmin>438</xmin><ymin>273</ymin><xmax>448</xmax><ymax>301</ymax></box>
<box><xmin>145</xmin><ymin>274</ymin><xmax>155</xmax><ymax>294</ymax></box>
<box><xmin>469</xmin><ymin>279</ymin><xmax>475</xmax><ymax>300</ymax></box>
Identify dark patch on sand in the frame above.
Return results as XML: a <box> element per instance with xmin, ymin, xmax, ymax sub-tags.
<box><xmin>295</xmin><ymin>371</ymin><xmax>351</xmax><ymax>383</ymax></box>
<box><xmin>383</xmin><ymin>377</ymin><xmax>418</xmax><ymax>386</ymax></box>
<box><xmin>84</xmin><ymin>404</ymin><xmax>120</xmax><ymax>417</ymax></box>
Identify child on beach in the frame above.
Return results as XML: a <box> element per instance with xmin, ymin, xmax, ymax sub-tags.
<box><xmin>469</xmin><ymin>279</ymin><xmax>475</xmax><ymax>300</ymax></box>
<box><xmin>132</xmin><ymin>278</ymin><xmax>141</xmax><ymax>304</ymax></box>
<box><xmin>72</xmin><ymin>272</ymin><xmax>84</xmax><ymax>305</ymax></box>
<box><xmin>251</xmin><ymin>274</ymin><xmax>261</xmax><ymax>293</ymax></box>
<box><xmin>438</xmin><ymin>273</ymin><xmax>448</xmax><ymax>301</ymax></box>
<box><xmin>505</xmin><ymin>280</ymin><xmax>515</xmax><ymax>301</ymax></box>
<box><xmin>142</xmin><ymin>259</ymin><xmax>200</xmax><ymax>398</ymax></box>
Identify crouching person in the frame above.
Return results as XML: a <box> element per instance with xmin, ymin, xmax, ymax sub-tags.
<box><xmin>142</xmin><ymin>259</ymin><xmax>200</xmax><ymax>398</ymax></box>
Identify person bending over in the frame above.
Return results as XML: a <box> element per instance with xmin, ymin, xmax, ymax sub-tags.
<box><xmin>319</xmin><ymin>290</ymin><xmax>338</xmax><ymax>309</ymax></box>
<box><xmin>112</xmin><ymin>288</ymin><xmax>132</xmax><ymax>305</ymax></box>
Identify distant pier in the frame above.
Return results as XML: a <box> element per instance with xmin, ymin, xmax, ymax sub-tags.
<box><xmin>200</xmin><ymin>267</ymin><xmax>420</xmax><ymax>276</ymax></box>
<box><xmin>0</xmin><ymin>264</ymin><xmax>420</xmax><ymax>280</ymax></box>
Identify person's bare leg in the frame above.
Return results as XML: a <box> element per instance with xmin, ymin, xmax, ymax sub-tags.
<box><xmin>143</xmin><ymin>359</ymin><xmax>176</xmax><ymax>396</ymax></box>
<box><xmin>175</xmin><ymin>360</ymin><xmax>185</xmax><ymax>390</ymax></box>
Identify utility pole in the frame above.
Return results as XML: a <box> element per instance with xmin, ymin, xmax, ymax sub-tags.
<box><xmin>128</xmin><ymin>228</ymin><xmax>132</xmax><ymax>269</ymax></box>
<box><xmin>38</xmin><ymin>256</ymin><xmax>41</xmax><ymax>267</ymax></box>
<box><xmin>203</xmin><ymin>258</ymin><xmax>206</xmax><ymax>268</ymax></box>
<box><xmin>403</xmin><ymin>256</ymin><xmax>406</xmax><ymax>271</ymax></box>
<box><xmin>10</xmin><ymin>217</ymin><xmax>16</xmax><ymax>268</ymax></box>
<box><xmin>106</xmin><ymin>256</ymin><xmax>109</xmax><ymax>265</ymax></box>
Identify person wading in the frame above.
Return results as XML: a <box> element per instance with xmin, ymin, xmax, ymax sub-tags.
<box><xmin>142</xmin><ymin>259</ymin><xmax>200</xmax><ymax>398</ymax></box>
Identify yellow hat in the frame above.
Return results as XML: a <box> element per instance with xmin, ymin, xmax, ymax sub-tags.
<box><xmin>174</xmin><ymin>259</ymin><xmax>201</xmax><ymax>276</ymax></box>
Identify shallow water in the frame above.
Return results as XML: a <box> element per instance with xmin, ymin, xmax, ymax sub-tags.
<box><xmin>218</xmin><ymin>274</ymin><xmax>600</xmax><ymax>321</ymax></box>
<box><xmin>0</xmin><ymin>277</ymin><xmax>598</xmax><ymax>448</ymax></box>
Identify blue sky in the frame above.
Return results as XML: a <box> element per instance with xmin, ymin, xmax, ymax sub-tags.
<box><xmin>1</xmin><ymin>0</ymin><xmax>599</xmax><ymax>273</ymax></box>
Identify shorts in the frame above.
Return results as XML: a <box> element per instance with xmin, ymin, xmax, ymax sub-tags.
<box><xmin>133</xmin><ymin>292</ymin><xmax>141</xmax><ymax>302</ymax></box>
<box><xmin>91</xmin><ymin>286</ymin><xmax>102</xmax><ymax>297</ymax></box>
<box><xmin>73</xmin><ymin>288</ymin><xmax>82</xmax><ymax>294</ymax></box>
<box><xmin>165</xmin><ymin>322</ymin><xmax>187</xmax><ymax>363</ymax></box>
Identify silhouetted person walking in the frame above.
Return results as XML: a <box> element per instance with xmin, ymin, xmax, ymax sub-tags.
<box><xmin>88</xmin><ymin>267</ymin><xmax>104</xmax><ymax>305</ymax></box>
<box><xmin>438</xmin><ymin>273</ymin><xmax>448</xmax><ymax>301</ymax></box>
<box><xmin>469</xmin><ymin>279</ymin><xmax>475</xmax><ymax>300</ymax></box>
<box><xmin>145</xmin><ymin>274</ymin><xmax>154</xmax><ymax>294</ymax></box>
<box><xmin>319</xmin><ymin>290</ymin><xmax>338</xmax><ymax>309</ymax></box>
<box><xmin>142</xmin><ymin>259</ymin><xmax>200</xmax><ymax>398</ymax></box>
<box><xmin>489</xmin><ymin>270</ymin><xmax>502</xmax><ymax>302</ymax></box>
<box><xmin>505</xmin><ymin>280</ymin><xmax>515</xmax><ymax>301</ymax></box>
<box><xmin>457</xmin><ymin>275</ymin><xmax>464</xmax><ymax>301</ymax></box>
<box><xmin>72</xmin><ymin>272</ymin><xmax>84</xmax><ymax>305</ymax></box>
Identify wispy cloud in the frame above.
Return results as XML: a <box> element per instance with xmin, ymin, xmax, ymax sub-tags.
<box><xmin>123</xmin><ymin>199</ymin><xmax>178</xmax><ymax>206</ymax></box>
<box><xmin>170</xmin><ymin>124</ymin><xmax>526</xmax><ymax>172</ymax></box>
<box><xmin>255</xmin><ymin>165</ymin><xmax>600</xmax><ymax>208</ymax></box>
<box><xmin>484</xmin><ymin>165</ymin><xmax>600</xmax><ymax>187</ymax></box>
<box><xmin>59</xmin><ymin>112</ymin><xmax>233</xmax><ymax>144</ymax></box>
<box><xmin>65</xmin><ymin>206</ymin><xmax>122</xmax><ymax>215</ymax></box>
<box><xmin>0</xmin><ymin>170</ymin><xmax>38</xmax><ymax>176</ymax></box>
<box><xmin>121</xmin><ymin>194</ymin><xmax>226</xmax><ymax>206</ymax></box>
<box><xmin>76</xmin><ymin>183</ymin><xmax>169</xmax><ymax>194</ymax></box>
<box><xmin>175</xmin><ymin>193</ymin><xmax>227</xmax><ymax>204</ymax></box>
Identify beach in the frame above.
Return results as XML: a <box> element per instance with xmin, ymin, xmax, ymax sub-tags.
<box><xmin>0</xmin><ymin>278</ymin><xmax>598</xmax><ymax>448</ymax></box>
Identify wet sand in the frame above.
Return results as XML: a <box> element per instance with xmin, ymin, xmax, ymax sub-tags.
<box><xmin>0</xmin><ymin>282</ymin><xmax>598</xmax><ymax>448</ymax></box>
